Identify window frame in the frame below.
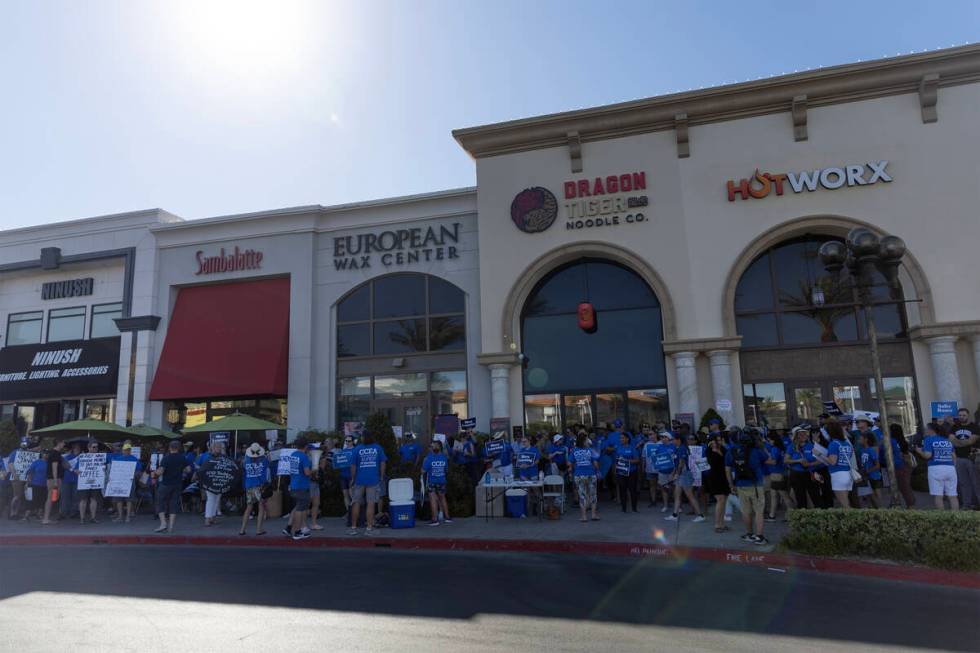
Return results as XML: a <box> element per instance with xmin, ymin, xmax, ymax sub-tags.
<box><xmin>89</xmin><ymin>302</ymin><xmax>123</xmax><ymax>339</ymax></box>
<box><xmin>5</xmin><ymin>310</ymin><xmax>44</xmax><ymax>346</ymax></box>
<box><xmin>46</xmin><ymin>305</ymin><xmax>87</xmax><ymax>343</ymax></box>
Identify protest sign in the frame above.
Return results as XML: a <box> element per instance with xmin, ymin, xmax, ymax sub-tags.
<box><xmin>688</xmin><ymin>445</ymin><xmax>711</xmax><ymax>473</ymax></box>
<box><xmin>12</xmin><ymin>450</ymin><xmax>40</xmax><ymax>482</ymax></box>
<box><xmin>104</xmin><ymin>460</ymin><xmax>137</xmax><ymax>498</ymax></box>
<box><xmin>392</xmin><ymin>425</ymin><xmax>403</xmax><ymax>440</ymax></box>
<box><xmin>460</xmin><ymin>417</ymin><xmax>476</xmax><ymax>430</ymax></box>
<box><xmin>200</xmin><ymin>456</ymin><xmax>240</xmax><ymax>494</ymax></box>
<box><xmin>434</xmin><ymin>414</ymin><xmax>459</xmax><ymax>437</ymax></box>
<box><xmin>150</xmin><ymin>453</ymin><xmax>162</xmax><ymax>471</ymax></box>
<box><xmin>76</xmin><ymin>453</ymin><xmax>107</xmax><ymax>490</ymax></box>
<box><xmin>276</xmin><ymin>448</ymin><xmax>297</xmax><ymax>475</ymax></box>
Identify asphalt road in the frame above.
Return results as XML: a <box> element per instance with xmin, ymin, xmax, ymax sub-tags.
<box><xmin>0</xmin><ymin>545</ymin><xmax>976</xmax><ymax>653</ymax></box>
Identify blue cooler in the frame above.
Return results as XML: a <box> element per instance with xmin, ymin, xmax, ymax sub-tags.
<box><xmin>505</xmin><ymin>489</ymin><xmax>527</xmax><ymax>518</ymax></box>
<box><xmin>388</xmin><ymin>478</ymin><xmax>416</xmax><ymax>529</ymax></box>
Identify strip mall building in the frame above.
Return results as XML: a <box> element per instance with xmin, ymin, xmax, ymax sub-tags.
<box><xmin>2</xmin><ymin>47</ymin><xmax>979</xmax><ymax>441</ymax></box>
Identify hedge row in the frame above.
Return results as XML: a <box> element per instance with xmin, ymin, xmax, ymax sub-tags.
<box><xmin>782</xmin><ymin>508</ymin><xmax>980</xmax><ymax>571</ymax></box>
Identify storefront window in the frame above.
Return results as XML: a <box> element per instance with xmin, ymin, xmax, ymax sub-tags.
<box><xmin>338</xmin><ymin>377</ymin><xmax>371</xmax><ymax>426</ymax></box>
<box><xmin>627</xmin><ymin>389</ymin><xmax>669</xmax><ymax>430</ymax></box>
<box><xmin>563</xmin><ymin>395</ymin><xmax>593</xmax><ymax>430</ymax></box>
<box><xmin>374</xmin><ymin>373</ymin><xmax>427</xmax><ymax>399</ymax></box>
<box><xmin>524</xmin><ymin>394</ymin><xmax>561</xmax><ymax>434</ymax></box>
<box><xmin>430</xmin><ymin>371</ymin><xmax>467</xmax><ymax>419</ymax></box>
<box><xmin>596</xmin><ymin>392</ymin><xmax>625</xmax><ymax>429</ymax></box>
<box><xmin>743</xmin><ymin>383</ymin><xmax>787</xmax><ymax>429</ymax></box>
<box><xmin>793</xmin><ymin>387</ymin><xmax>823</xmax><ymax>422</ymax></box>
<box><xmin>6</xmin><ymin>311</ymin><xmax>43</xmax><ymax>346</ymax></box>
<box><xmin>47</xmin><ymin>306</ymin><xmax>86</xmax><ymax>342</ymax></box>
<box><xmin>90</xmin><ymin>303</ymin><xmax>123</xmax><ymax>338</ymax></box>
<box><xmin>337</xmin><ymin>274</ymin><xmax>465</xmax><ymax>358</ymax></box>
<box><xmin>83</xmin><ymin>398</ymin><xmax>115</xmax><ymax>422</ymax></box>
<box><xmin>870</xmin><ymin>376</ymin><xmax>918</xmax><ymax>434</ymax></box>
<box><xmin>833</xmin><ymin>384</ymin><xmax>863</xmax><ymax>415</ymax></box>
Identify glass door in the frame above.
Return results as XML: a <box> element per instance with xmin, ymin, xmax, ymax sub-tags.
<box><xmin>374</xmin><ymin>400</ymin><xmax>429</xmax><ymax>442</ymax></box>
<box><xmin>831</xmin><ymin>380</ymin><xmax>871</xmax><ymax>416</ymax></box>
<box><xmin>789</xmin><ymin>385</ymin><xmax>824</xmax><ymax>424</ymax></box>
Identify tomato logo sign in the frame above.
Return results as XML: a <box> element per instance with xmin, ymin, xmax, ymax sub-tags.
<box><xmin>510</xmin><ymin>187</ymin><xmax>558</xmax><ymax>233</ymax></box>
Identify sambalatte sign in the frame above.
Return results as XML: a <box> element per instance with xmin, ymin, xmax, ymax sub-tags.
<box><xmin>0</xmin><ymin>336</ymin><xmax>120</xmax><ymax>401</ymax></box>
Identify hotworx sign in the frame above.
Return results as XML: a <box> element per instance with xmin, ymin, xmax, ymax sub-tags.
<box><xmin>511</xmin><ymin>171</ymin><xmax>649</xmax><ymax>234</ymax></box>
<box><xmin>726</xmin><ymin>160</ymin><xmax>892</xmax><ymax>202</ymax></box>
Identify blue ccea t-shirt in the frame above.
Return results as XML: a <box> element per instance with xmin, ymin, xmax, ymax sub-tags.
<box><xmin>922</xmin><ymin>435</ymin><xmax>954</xmax><ymax>466</ymax></box>
<box><xmin>399</xmin><ymin>442</ymin><xmax>421</xmax><ymax>464</ymax></box>
<box><xmin>352</xmin><ymin>443</ymin><xmax>387</xmax><ymax>486</ymax></box>
<box><xmin>571</xmin><ymin>447</ymin><xmax>597</xmax><ymax>477</ymax></box>
<box><xmin>724</xmin><ymin>445</ymin><xmax>766</xmax><ymax>487</ymax></box>
<box><xmin>28</xmin><ymin>458</ymin><xmax>47</xmax><ymax>487</ymax></box>
<box><xmin>614</xmin><ymin>444</ymin><xmax>636</xmax><ymax>476</ymax></box>
<box><xmin>422</xmin><ymin>452</ymin><xmax>448</xmax><ymax>484</ymax></box>
<box><xmin>516</xmin><ymin>447</ymin><xmax>539</xmax><ymax>480</ymax></box>
<box><xmin>243</xmin><ymin>457</ymin><xmax>269</xmax><ymax>489</ymax></box>
<box><xmin>859</xmin><ymin>447</ymin><xmax>882</xmax><ymax>481</ymax></box>
<box><xmin>289</xmin><ymin>451</ymin><xmax>312</xmax><ymax>491</ymax></box>
<box><xmin>826</xmin><ymin>440</ymin><xmax>853</xmax><ymax>474</ymax></box>
<box><xmin>764</xmin><ymin>444</ymin><xmax>785</xmax><ymax>474</ymax></box>
<box><xmin>332</xmin><ymin>449</ymin><xmax>353</xmax><ymax>479</ymax></box>
<box><xmin>547</xmin><ymin>443</ymin><xmax>567</xmax><ymax>466</ymax></box>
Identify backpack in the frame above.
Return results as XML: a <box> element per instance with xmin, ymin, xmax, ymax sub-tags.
<box><xmin>732</xmin><ymin>446</ymin><xmax>756</xmax><ymax>482</ymax></box>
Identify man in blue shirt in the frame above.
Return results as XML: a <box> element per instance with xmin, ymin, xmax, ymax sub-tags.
<box><xmin>285</xmin><ymin>439</ymin><xmax>313</xmax><ymax>540</ymax></box>
<box><xmin>398</xmin><ymin>433</ymin><xmax>421</xmax><ymax>466</ymax></box>
<box><xmin>332</xmin><ymin>436</ymin><xmax>355</xmax><ymax>513</ymax></box>
<box><xmin>515</xmin><ymin>437</ymin><xmax>539</xmax><ymax>480</ymax></box>
<box><xmin>59</xmin><ymin>442</ymin><xmax>82</xmax><ymax>521</ymax></box>
<box><xmin>349</xmin><ymin>431</ymin><xmax>387</xmax><ymax>535</ymax></box>
<box><xmin>725</xmin><ymin>430</ymin><xmax>769</xmax><ymax>545</ymax></box>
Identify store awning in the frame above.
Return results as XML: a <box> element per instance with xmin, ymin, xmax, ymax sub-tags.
<box><xmin>149</xmin><ymin>278</ymin><xmax>290</xmax><ymax>401</ymax></box>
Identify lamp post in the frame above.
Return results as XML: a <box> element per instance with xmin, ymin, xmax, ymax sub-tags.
<box><xmin>819</xmin><ymin>228</ymin><xmax>907</xmax><ymax>506</ymax></box>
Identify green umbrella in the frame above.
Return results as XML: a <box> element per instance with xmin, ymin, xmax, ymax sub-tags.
<box><xmin>128</xmin><ymin>423</ymin><xmax>182</xmax><ymax>440</ymax></box>
<box><xmin>31</xmin><ymin>419</ymin><xmax>134</xmax><ymax>439</ymax></box>
<box><xmin>181</xmin><ymin>412</ymin><xmax>284</xmax><ymax>452</ymax></box>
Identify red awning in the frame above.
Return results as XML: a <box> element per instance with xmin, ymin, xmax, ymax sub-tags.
<box><xmin>149</xmin><ymin>278</ymin><xmax>289</xmax><ymax>401</ymax></box>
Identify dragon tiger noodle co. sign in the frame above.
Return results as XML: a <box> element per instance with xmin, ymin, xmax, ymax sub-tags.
<box><xmin>510</xmin><ymin>171</ymin><xmax>649</xmax><ymax>234</ymax></box>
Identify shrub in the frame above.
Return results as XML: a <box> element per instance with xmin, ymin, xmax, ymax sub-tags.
<box><xmin>365</xmin><ymin>412</ymin><xmax>399</xmax><ymax>465</ymax></box>
<box><xmin>699</xmin><ymin>408</ymin><xmax>726</xmax><ymax>432</ymax></box>
<box><xmin>782</xmin><ymin>508</ymin><xmax>980</xmax><ymax>571</ymax></box>
<box><xmin>446</xmin><ymin>461</ymin><xmax>476</xmax><ymax>518</ymax></box>
<box><xmin>0</xmin><ymin>420</ymin><xmax>19</xmax><ymax>455</ymax></box>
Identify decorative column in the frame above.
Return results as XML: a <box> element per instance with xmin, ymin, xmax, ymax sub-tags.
<box><xmin>926</xmin><ymin>336</ymin><xmax>962</xmax><ymax>404</ymax></box>
<box><xmin>972</xmin><ymin>336</ymin><xmax>980</xmax><ymax>406</ymax></box>
<box><xmin>489</xmin><ymin>363</ymin><xmax>512</xmax><ymax>419</ymax></box>
<box><xmin>708</xmin><ymin>350</ymin><xmax>735</xmax><ymax>424</ymax></box>
<box><xmin>672</xmin><ymin>351</ymin><xmax>700</xmax><ymax>419</ymax></box>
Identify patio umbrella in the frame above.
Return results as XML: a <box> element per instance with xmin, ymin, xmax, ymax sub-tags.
<box><xmin>128</xmin><ymin>423</ymin><xmax>182</xmax><ymax>440</ymax></box>
<box><xmin>31</xmin><ymin>419</ymin><xmax>134</xmax><ymax>442</ymax></box>
<box><xmin>181</xmin><ymin>412</ymin><xmax>284</xmax><ymax>453</ymax></box>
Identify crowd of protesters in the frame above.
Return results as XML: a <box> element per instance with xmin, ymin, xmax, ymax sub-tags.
<box><xmin>1</xmin><ymin>406</ymin><xmax>977</xmax><ymax>544</ymax></box>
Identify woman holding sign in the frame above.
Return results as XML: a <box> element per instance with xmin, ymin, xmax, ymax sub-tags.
<box><xmin>614</xmin><ymin>432</ymin><xmax>640</xmax><ymax>513</ymax></box>
<box><xmin>77</xmin><ymin>441</ymin><xmax>107</xmax><ymax>524</ymax></box>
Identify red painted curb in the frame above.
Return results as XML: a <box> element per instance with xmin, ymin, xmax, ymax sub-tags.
<box><xmin>1</xmin><ymin>533</ymin><xmax>977</xmax><ymax>589</ymax></box>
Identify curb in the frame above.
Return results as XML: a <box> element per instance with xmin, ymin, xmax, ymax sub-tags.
<box><xmin>2</xmin><ymin>533</ymin><xmax>977</xmax><ymax>589</ymax></box>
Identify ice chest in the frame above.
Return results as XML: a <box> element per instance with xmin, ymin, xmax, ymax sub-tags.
<box><xmin>505</xmin><ymin>489</ymin><xmax>527</xmax><ymax>518</ymax></box>
<box><xmin>388</xmin><ymin>478</ymin><xmax>416</xmax><ymax>529</ymax></box>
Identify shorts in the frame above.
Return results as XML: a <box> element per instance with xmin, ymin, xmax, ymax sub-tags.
<box><xmin>575</xmin><ymin>475</ymin><xmax>597</xmax><ymax>506</ymax></box>
<box><xmin>768</xmin><ymin>473</ymin><xmax>787</xmax><ymax>491</ymax></box>
<box><xmin>736</xmin><ymin>486</ymin><xmax>765</xmax><ymax>514</ymax></box>
<box><xmin>427</xmin><ymin>483</ymin><xmax>446</xmax><ymax>495</ymax></box>
<box><xmin>156</xmin><ymin>483</ymin><xmax>181</xmax><ymax>515</ymax></box>
<box><xmin>29</xmin><ymin>484</ymin><xmax>47</xmax><ymax>511</ymax></box>
<box><xmin>340</xmin><ymin>476</ymin><xmax>351</xmax><ymax>490</ymax></box>
<box><xmin>676</xmin><ymin>469</ymin><xmax>694</xmax><ymax>488</ymax></box>
<box><xmin>657</xmin><ymin>473</ymin><xmax>672</xmax><ymax>486</ymax></box>
<box><xmin>77</xmin><ymin>488</ymin><xmax>102</xmax><ymax>502</ymax></box>
<box><xmin>351</xmin><ymin>484</ymin><xmax>379</xmax><ymax>504</ymax></box>
<box><xmin>244</xmin><ymin>486</ymin><xmax>264</xmax><ymax>505</ymax></box>
<box><xmin>927</xmin><ymin>465</ymin><xmax>958</xmax><ymax>497</ymax></box>
<box><xmin>309</xmin><ymin>483</ymin><xmax>320</xmax><ymax>498</ymax></box>
<box><xmin>869</xmin><ymin>478</ymin><xmax>883</xmax><ymax>490</ymax></box>
<box><xmin>290</xmin><ymin>489</ymin><xmax>311</xmax><ymax>511</ymax></box>
<box><xmin>831</xmin><ymin>471</ymin><xmax>853</xmax><ymax>492</ymax></box>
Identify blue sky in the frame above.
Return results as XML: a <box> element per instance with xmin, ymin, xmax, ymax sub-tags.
<box><xmin>0</xmin><ymin>1</ymin><xmax>977</xmax><ymax>230</ymax></box>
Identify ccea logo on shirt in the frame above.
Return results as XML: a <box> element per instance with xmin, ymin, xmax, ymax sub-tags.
<box><xmin>357</xmin><ymin>447</ymin><xmax>379</xmax><ymax>468</ymax></box>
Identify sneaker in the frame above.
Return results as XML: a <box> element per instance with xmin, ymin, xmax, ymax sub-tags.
<box><xmin>664</xmin><ymin>514</ymin><xmax>678</xmax><ymax>521</ymax></box>
<box><xmin>292</xmin><ymin>530</ymin><xmax>311</xmax><ymax>540</ymax></box>
<box><xmin>443</xmin><ymin>518</ymin><xmax>453</xmax><ymax>524</ymax></box>
<box><xmin>740</xmin><ymin>533</ymin><xmax>755</xmax><ymax>542</ymax></box>
<box><xmin>764</xmin><ymin>516</ymin><xmax>776</xmax><ymax>523</ymax></box>
<box><xmin>752</xmin><ymin>535</ymin><xmax>770</xmax><ymax>546</ymax></box>
<box><xmin>281</xmin><ymin>527</ymin><xmax>292</xmax><ymax>537</ymax></box>
<box><xmin>660</xmin><ymin>505</ymin><xmax>668</xmax><ymax>513</ymax></box>
<box><xmin>311</xmin><ymin>524</ymin><xmax>324</xmax><ymax>531</ymax></box>
<box><xmin>692</xmin><ymin>515</ymin><xmax>705</xmax><ymax>523</ymax></box>
<box><xmin>723</xmin><ymin>515</ymin><xmax>733</xmax><ymax>522</ymax></box>
<box><xmin>346</xmin><ymin>528</ymin><xmax>358</xmax><ymax>536</ymax></box>
<box><xmin>428</xmin><ymin>520</ymin><xmax>440</xmax><ymax>527</ymax></box>
<box><xmin>365</xmin><ymin>526</ymin><xmax>375</xmax><ymax>534</ymax></box>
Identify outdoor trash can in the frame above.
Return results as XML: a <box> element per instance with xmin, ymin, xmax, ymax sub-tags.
<box><xmin>505</xmin><ymin>489</ymin><xmax>527</xmax><ymax>518</ymax></box>
<box><xmin>388</xmin><ymin>478</ymin><xmax>416</xmax><ymax>529</ymax></box>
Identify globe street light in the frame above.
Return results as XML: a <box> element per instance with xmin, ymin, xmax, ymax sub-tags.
<box><xmin>819</xmin><ymin>229</ymin><xmax>907</xmax><ymax>506</ymax></box>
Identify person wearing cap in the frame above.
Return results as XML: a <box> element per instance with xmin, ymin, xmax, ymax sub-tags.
<box><xmin>666</xmin><ymin>431</ymin><xmax>705</xmax><ymax>523</ymax></box>
<box><xmin>154</xmin><ymin>440</ymin><xmax>191</xmax><ymax>533</ymax></box>
<box><xmin>240</xmin><ymin>443</ymin><xmax>270</xmax><ymax>536</ymax></box>
<box><xmin>285</xmin><ymin>438</ymin><xmax>313</xmax><ymax>540</ymax></box>
<box><xmin>483</xmin><ymin>430</ymin><xmax>513</xmax><ymax>478</ymax></box>
<box><xmin>546</xmin><ymin>434</ymin><xmax>569</xmax><ymax>478</ymax></box>
<box><xmin>398</xmin><ymin>432</ymin><xmax>422</xmax><ymax>466</ymax></box>
<box><xmin>111</xmin><ymin>442</ymin><xmax>142</xmax><ymax>523</ymax></box>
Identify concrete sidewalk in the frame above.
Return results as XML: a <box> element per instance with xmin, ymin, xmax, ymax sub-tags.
<box><xmin>0</xmin><ymin>500</ymin><xmax>786</xmax><ymax>552</ymax></box>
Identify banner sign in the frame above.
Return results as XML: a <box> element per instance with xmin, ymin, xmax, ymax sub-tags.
<box><xmin>104</xmin><ymin>460</ymin><xmax>137</xmax><ymax>498</ymax></box>
<box><xmin>391</xmin><ymin>425</ymin><xmax>403</xmax><ymax>440</ymax></box>
<box><xmin>76</xmin><ymin>453</ymin><xmax>107</xmax><ymax>490</ymax></box>
<box><xmin>209</xmin><ymin>432</ymin><xmax>230</xmax><ymax>447</ymax></box>
<box><xmin>460</xmin><ymin>417</ymin><xmax>476</xmax><ymax>429</ymax></box>
<box><xmin>931</xmin><ymin>401</ymin><xmax>958</xmax><ymax>418</ymax></box>
<box><xmin>822</xmin><ymin>401</ymin><xmax>843</xmax><ymax>416</ymax></box>
<box><xmin>434</xmin><ymin>414</ymin><xmax>459</xmax><ymax>437</ymax></box>
<box><xmin>12</xmin><ymin>450</ymin><xmax>40</xmax><ymax>482</ymax></box>
<box><xmin>150</xmin><ymin>453</ymin><xmax>162</xmax><ymax>471</ymax></box>
<box><xmin>200</xmin><ymin>456</ymin><xmax>240</xmax><ymax>494</ymax></box>
<box><xmin>0</xmin><ymin>336</ymin><xmax>120</xmax><ymax>402</ymax></box>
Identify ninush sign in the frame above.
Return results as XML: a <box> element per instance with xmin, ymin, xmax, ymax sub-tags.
<box><xmin>725</xmin><ymin>160</ymin><xmax>892</xmax><ymax>202</ymax></box>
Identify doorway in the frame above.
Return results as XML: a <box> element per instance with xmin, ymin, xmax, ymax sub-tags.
<box><xmin>374</xmin><ymin>400</ymin><xmax>429</xmax><ymax>441</ymax></box>
<box><xmin>786</xmin><ymin>379</ymin><xmax>872</xmax><ymax>423</ymax></box>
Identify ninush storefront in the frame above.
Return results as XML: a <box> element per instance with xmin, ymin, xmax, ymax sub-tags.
<box><xmin>3</xmin><ymin>47</ymin><xmax>980</xmax><ymax>442</ymax></box>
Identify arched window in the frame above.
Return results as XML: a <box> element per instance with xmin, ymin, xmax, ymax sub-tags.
<box><xmin>521</xmin><ymin>259</ymin><xmax>668</xmax><ymax>432</ymax></box>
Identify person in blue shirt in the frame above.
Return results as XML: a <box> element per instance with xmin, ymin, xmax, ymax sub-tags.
<box><xmin>332</xmin><ymin>436</ymin><xmax>355</xmax><ymax>513</ymax></box>
<box><xmin>570</xmin><ymin>431</ymin><xmax>600</xmax><ymax>522</ymax></box>
<box><xmin>916</xmin><ymin>422</ymin><xmax>958</xmax><ymax>511</ymax></box>
<box><xmin>614</xmin><ymin>431</ymin><xmax>640</xmax><ymax>513</ymax></box>
<box><xmin>763</xmin><ymin>432</ymin><xmax>791</xmax><ymax>521</ymax></box>
<box><xmin>460</xmin><ymin>428</ymin><xmax>482</xmax><ymax>486</ymax></box>
<box><xmin>515</xmin><ymin>436</ymin><xmax>540</xmax><ymax>480</ymax></box>
<box><xmin>240</xmin><ymin>443</ymin><xmax>270</xmax><ymax>536</ymax></box>
<box><xmin>546</xmin><ymin>435</ymin><xmax>569</xmax><ymax>477</ymax></box>
<box><xmin>25</xmin><ymin>454</ymin><xmax>48</xmax><ymax>521</ymax></box>
<box><xmin>59</xmin><ymin>442</ymin><xmax>82</xmax><ymax>521</ymax></box>
<box><xmin>641</xmin><ymin>428</ymin><xmax>660</xmax><ymax>507</ymax></box>
<box><xmin>825</xmin><ymin>422</ymin><xmax>855</xmax><ymax>509</ymax></box>
<box><xmin>398</xmin><ymin>433</ymin><xmax>421</xmax><ymax>466</ymax></box>
<box><xmin>666</xmin><ymin>432</ymin><xmax>704</xmax><ymax>523</ymax></box>
<box><xmin>602</xmin><ymin>423</ymin><xmax>620</xmax><ymax>501</ymax></box>
<box><xmin>111</xmin><ymin>442</ymin><xmax>143</xmax><ymax>523</ymax></box>
<box><xmin>784</xmin><ymin>426</ymin><xmax>820</xmax><ymax>509</ymax></box>
<box><xmin>285</xmin><ymin>439</ymin><xmax>313</xmax><ymax>540</ymax></box>
<box><xmin>857</xmin><ymin>431</ymin><xmax>883</xmax><ymax>509</ymax></box>
<box><xmin>724</xmin><ymin>430</ymin><xmax>769</xmax><ymax>545</ymax></box>
<box><xmin>654</xmin><ymin>432</ymin><xmax>676</xmax><ymax>511</ymax></box>
<box><xmin>349</xmin><ymin>431</ymin><xmax>388</xmax><ymax>535</ymax></box>
<box><xmin>482</xmin><ymin>432</ymin><xmax>513</xmax><ymax>477</ymax></box>
<box><xmin>422</xmin><ymin>440</ymin><xmax>452</xmax><ymax>526</ymax></box>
